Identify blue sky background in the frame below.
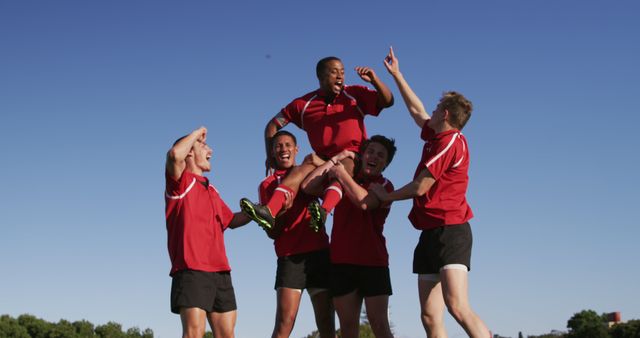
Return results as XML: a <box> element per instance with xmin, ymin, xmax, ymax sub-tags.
<box><xmin>1</xmin><ymin>1</ymin><xmax>639</xmax><ymax>337</ymax></box>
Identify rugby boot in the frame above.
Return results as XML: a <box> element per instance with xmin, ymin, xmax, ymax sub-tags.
<box><xmin>240</xmin><ymin>198</ymin><xmax>275</xmax><ymax>230</ymax></box>
<box><xmin>308</xmin><ymin>200</ymin><xmax>327</xmax><ymax>233</ymax></box>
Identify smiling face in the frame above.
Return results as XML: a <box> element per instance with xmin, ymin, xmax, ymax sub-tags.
<box><xmin>191</xmin><ymin>140</ymin><xmax>213</xmax><ymax>173</ymax></box>
<box><xmin>360</xmin><ymin>141</ymin><xmax>389</xmax><ymax>178</ymax></box>
<box><xmin>272</xmin><ymin>134</ymin><xmax>298</xmax><ymax>170</ymax></box>
<box><xmin>318</xmin><ymin>59</ymin><xmax>345</xmax><ymax>96</ymax></box>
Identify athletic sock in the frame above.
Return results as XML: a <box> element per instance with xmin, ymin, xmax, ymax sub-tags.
<box><xmin>266</xmin><ymin>185</ymin><xmax>294</xmax><ymax>216</ymax></box>
<box><xmin>321</xmin><ymin>181</ymin><xmax>343</xmax><ymax>213</ymax></box>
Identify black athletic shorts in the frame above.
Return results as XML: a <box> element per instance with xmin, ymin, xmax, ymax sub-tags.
<box><xmin>170</xmin><ymin>269</ymin><xmax>237</xmax><ymax>314</ymax></box>
<box><xmin>413</xmin><ymin>222</ymin><xmax>472</xmax><ymax>274</ymax></box>
<box><xmin>330</xmin><ymin>264</ymin><xmax>392</xmax><ymax>298</ymax></box>
<box><xmin>275</xmin><ymin>249</ymin><xmax>331</xmax><ymax>290</ymax></box>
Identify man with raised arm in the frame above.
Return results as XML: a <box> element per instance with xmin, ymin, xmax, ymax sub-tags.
<box><xmin>241</xmin><ymin>56</ymin><xmax>393</xmax><ymax>232</ymax></box>
<box><xmin>371</xmin><ymin>47</ymin><xmax>491</xmax><ymax>338</ymax></box>
<box><xmin>165</xmin><ymin>127</ymin><xmax>249</xmax><ymax>338</ymax></box>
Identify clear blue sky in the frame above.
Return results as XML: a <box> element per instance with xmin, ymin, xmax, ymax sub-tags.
<box><xmin>1</xmin><ymin>1</ymin><xmax>639</xmax><ymax>337</ymax></box>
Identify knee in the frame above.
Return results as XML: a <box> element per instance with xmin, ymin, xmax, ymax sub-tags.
<box><xmin>183</xmin><ymin>325</ymin><xmax>205</xmax><ymax>338</ymax></box>
<box><xmin>446</xmin><ymin>300</ymin><xmax>471</xmax><ymax>322</ymax></box>
<box><xmin>275</xmin><ymin>312</ymin><xmax>297</xmax><ymax>330</ymax></box>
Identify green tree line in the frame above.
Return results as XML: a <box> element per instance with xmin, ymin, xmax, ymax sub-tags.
<box><xmin>0</xmin><ymin>314</ymin><xmax>154</xmax><ymax>338</ymax></box>
<box><xmin>525</xmin><ymin>309</ymin><xmax>640</xmax><ymax>338</ymax></box>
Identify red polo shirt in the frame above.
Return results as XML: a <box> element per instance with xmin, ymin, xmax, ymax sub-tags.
<box><xmin>274</xmin><ymin>85</ymin><xmax>381</xmax><ymax>158</ymax></box>
<box><xmin>165</xmin><ymin>170</ymin><xmax>233</xmax><ymax>275</ymax></box>
<box><xmin>259</xmin><ymin>169</ymin><xmax>330</xmax><ymax>257</ymax></box>
<box><xmin>409</xmin><ymin>124</ymin><xmax>473</xmax><ymax>230</ymax></box>
<box><xmin>330</xmin><ymin>175</ymin><xmax>394</xmax><ymax>267</ymax></box>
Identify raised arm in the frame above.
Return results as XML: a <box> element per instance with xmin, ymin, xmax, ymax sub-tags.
<box><xmin>264</xmin><ymin>119</ymin><xmax>283</xmax><ymax>176</ymax></box>
<box><xmin>371</xmin><ymin>168</ymin><xmax>435</xmax><ymax>203</ymax></box>
<box><xmin>355</xmin><ymin>66</ymin><xmax>394</xmax><ymax>109</ymax></box>
<box><xmin>383</xmin><ymin>47</ymin><xmax>430</xmax><ymax>128</ymax></box>
<box><xmin>166</xmin><ymin>127</ymin><xmax>207</xmax><ymax>180</ymax></box>
<box><xmin>329</xmin><ymin>163</ymin><xmax>382</xmax><ymax>211</ymax></box>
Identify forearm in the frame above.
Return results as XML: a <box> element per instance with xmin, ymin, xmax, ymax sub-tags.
<box><xmin>371</xmin><ymin>73</ymin><xmax>394</xmax><ymax>108</ymax></box>
<box><xmin>264</xmin><ymin>121</ymin><xmax>280</xmax><ymax>160</ymax></box>
<box><xmin>228</xmin><ymin>212</ymin><xmax>251</xmax><ymax>229</ymax></box>
<box><xmin>334</xmin><ymin>171</ymin><xmax>379</xmax><ymax>210</ymax></box>
<box><xmin>301</xmin><ymin>158</ymin><xmax>331</xmax><ymax>196</ymax></box>
<box><xmin>168</xmin><ymin>130</ymin><xmax>200</xmax><ymax>163</ymax></box>
<box><xmin>391</xmin><ymin>72</ymin><xmax>429</xmax><ymax>127</ymax></box>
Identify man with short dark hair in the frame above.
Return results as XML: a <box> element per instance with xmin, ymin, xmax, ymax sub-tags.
<box><xmin>241</xmin><ymin>56</ymin><xmax>394</xmax><ymax>232</ymax></box>
<box><xmin>258</xmin><ymin>130</ymin><xmax>335</xmax><ymax>338</ymax></box>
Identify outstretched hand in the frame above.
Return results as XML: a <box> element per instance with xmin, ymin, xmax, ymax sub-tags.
<box><xmin>355</xmin><ymin>66</ymin><xmax>377</xmax><ymax>83</ymax></box>
<box><xmin>383</xmin><ymin>46</ymin><xmax>400</xmax><ymax>76</ymax></box>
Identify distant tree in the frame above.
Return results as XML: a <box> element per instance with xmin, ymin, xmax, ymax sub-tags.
<box><xmin>566</xmin><ymin>309</ymin><xmax>609</xmax><ymax>338</ymax></box>
<box><xmin>610</xmin><ymin>319</ymin><xmax>640</xmax><ymax>338</ymax></box>
<box><xmin>126</xmin><ymin>326</ymin><xmax>153</xmax><ymax>338</ymax></box>
<box><xmin>17</xmin><ymin>314</ymin><xmax>51</xmax><ymax>338</ymax></box>
<box><xmin>204</xmin><ymin>331</ymin><xmax>214</xmax><ymax>338</ymax></box>
<box><xmin>49</xmin><ymin>319</ymin><xmax>79</xmax><ymax>338</ymax></box>
<box><xmin>95</xmin><ymin>321</ymin><xmax>126</xmax><ymax>338</ymax></box>
<box><xmin>520</xmin><ymin>331</ymin><xmax>524</xmax><ymax>338</ymax></box>
<box><xmin>73</xmin><ymin>319</ymin><xmax>96</xmax><ymax>336</ymax></box>
<box><xmin>0</xmin><ymin>315</ymin><xmax>30</xmax><ymax>338</ymax></box>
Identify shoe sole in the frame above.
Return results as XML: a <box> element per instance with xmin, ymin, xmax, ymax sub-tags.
<box><xmin>240</xmin><ymin>199</ymin><xmax>273</xmax><ymax>230</ymax></box>
<box><xmin>308</xmin><ymin>201</ymin><xmax>325</xmax><ymax>233</ymax></box>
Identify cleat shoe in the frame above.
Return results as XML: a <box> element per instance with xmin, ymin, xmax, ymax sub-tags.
<box><xmin>308</xmin><ymin>200</ymin><xmax>327</xmax><ymax>233</ymax></box>
<box><xmin>240</xmin><ymin>198</ymin><xmax>275</xmax><ymax>230</ymax></box>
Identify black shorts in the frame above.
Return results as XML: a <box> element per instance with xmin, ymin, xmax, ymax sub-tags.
<box><xmin>413</xmin><ymin>222</ymin><xmax>473</xmax><ymax>274</ymax></box>
<box><xmin>275</xmin><ymin>249</ymin><xmax>331</xmax><ymax>290</ymax></box>
<box><xmin>170</xmin><ymin>269</ymin><xmax>237</xmax><ymax>314</ymax></box>
<box><xmin>330</xmin><ymin>264</ymin><xmax>392</xmax><ymax>298</ymax></box>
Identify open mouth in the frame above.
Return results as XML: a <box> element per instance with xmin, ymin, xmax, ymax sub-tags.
<box><xmin>278</xmin><ymin>153</ymin><xmax>291</xmax><ymax>161</ymax></box>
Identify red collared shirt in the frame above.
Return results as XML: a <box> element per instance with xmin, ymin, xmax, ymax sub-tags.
<box><xmin>259</xmin><ymin>169</ymin><xmax>329</xmax><ymax>257</ymax></box>
<box><xmin>273</xmin><ymin>85</ymin><xmax>381</xmax><ymax>158</ymax></box>
<box><xmin>330</xmin><ymin>175</ymin><xmax>394</xmax><ymax>266</ymax></box>
<box><xmin>409</xmin><ymin>124</ymin><xmax>473</xmax><ymax>230</ymax></box>
<box><xmin>165</xmin><ymin>170</ymin><xmax>233</xmax><ymax>275</ymax></box>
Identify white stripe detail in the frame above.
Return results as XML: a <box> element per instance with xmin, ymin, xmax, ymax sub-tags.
<box><xmin>440</xmin><ymin>264</ymin><xmax>468</xmax><ymax>272</ymax></box>
<box><xmin>275</xmin><ymin>187</ymin><xmax>292</xmax><ymax>200</ymax></box>
<box><xmin>425</xmin><ymin>133</ymin><xmax>460</xmax><ymax>169</ymax></box>
<box><xmin>452</xmin><ymin>155</ymin><xmax>465</xmax><ymax>168</ymax></box>
<box><xmin>342</xmin><ymin>89</ymin><xmax>365</xmax><ymax>117</ymax></box>
<box><xmin>324</xmin><ymin>186</ymin><xmax>343</xmax><ymax>199</ymax></box>
<box><xmin>165</xmin><ymin>178</ymin><xmax>197</xmax><ymax>200</ymax></box>
<box><xmin>300</xmin><ymin>94</ymin><xmax>317</xmax><ymax>130</ymax></box>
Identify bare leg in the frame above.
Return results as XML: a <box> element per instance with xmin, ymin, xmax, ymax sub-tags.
<box><xmin>309</xmin><ymin>289</ymin><xmax>336</xmax><ymax>338</ymax></box>
<box><xmin>271</xmin><ymin>288</ymin><xmax>303</xmax><ymax>338</ymax></box>
<box><xmin>440</xmin><ymin>269</ymin><xmax>490</xmax><ymax>338</ymax></box>
<box><xmin>363</xmin><ymin>295</ymin><xmax>393</xmax><ymax>338</ymax></box>
<box><xmin>180</xmin><ymin>307</ymin><xmax>206</xmax><ymax>338</ymax></box>
<box><xmin>418</xmin><ymin>279</ymin><xmax>448</xmax><ymax>338</ymax></box>
<box><xmin>333</xmin><ymin>291</ymin><xmax>363</xmax><ymax>338</ymax></box>
<box><xmin>207</xmin><ymin>310</ymin><xmax>237</xmax><ymax>338</ymax></box>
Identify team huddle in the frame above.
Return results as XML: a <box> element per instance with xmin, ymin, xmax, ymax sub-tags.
<box><xmin>164</xmin><ymin>48</ymin><xmax>491</xmax><ymax>338</ymax></box>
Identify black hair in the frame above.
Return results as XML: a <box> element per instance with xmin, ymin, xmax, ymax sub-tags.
<box><xmin>316</xmin><ymin>56</ymin><xmax>342</xmax><ymax>79</ymax></box>
<box><xmin>270</xmin><ymin>130</ymin><xmax>297</xmax><ymax>148</ymax></box>
<box><xmin>360</xmin><ymin>135</ymin><xmax>397</xmax><ymax>168</ymax></box>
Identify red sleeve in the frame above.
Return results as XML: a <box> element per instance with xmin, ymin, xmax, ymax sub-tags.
<box><xmin>165</xmin><ymin>170</ymin><xmax>195</xmax><ymax>198</ymax></box>
<box><xmin>346</xmin><ymin>85</ymin><xmax>381</xmax><ymax>117</ymax></box>
<box><xmin>277</xmin><ymin>99</ymin><xmax>304</xmax><ymax>129</ymax></box>
<box><xmin>258</xmin><ymin>179</ymin><xmax>270</xmax><ymax>205</ymax></box>
<box><xmin>422</xmin><ymin>134</ymin><xmax>458</xmax><ymax>180</ymax></box>
<box><xmin>381</xmin><ymin>179</ymin><xmax>394</xmax><ymax>209</ymax></box>
<box><xmin>217</xmin><ymin>192</ymin><xmax>234</xmax><ymax>231</ymax></box>
<box><xmin>420</xmin><ymin>122</ymin><xmax>435</xmax><ymax>141</ymax></box>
